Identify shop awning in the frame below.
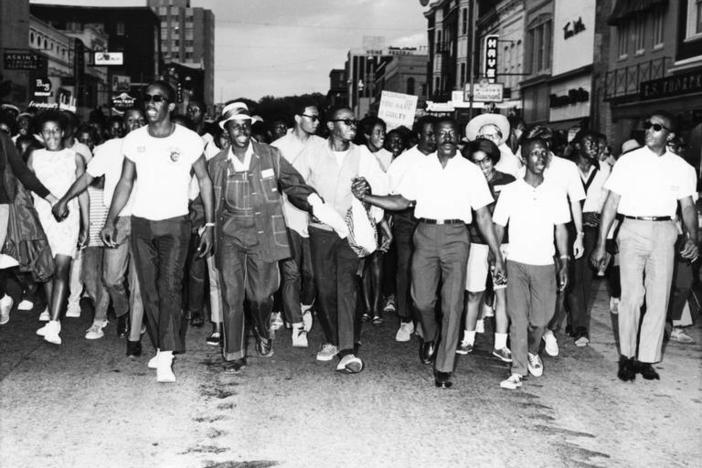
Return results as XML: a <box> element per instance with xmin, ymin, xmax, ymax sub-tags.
<box><xmin>607</xmin><ymin>0</ymin><xmax>668</xmax><ymax>26</ymax></box>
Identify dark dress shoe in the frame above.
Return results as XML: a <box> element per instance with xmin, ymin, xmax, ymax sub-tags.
<box><xmin>419</xmin><ymin>341</ymin><xmax>436</xmax><ymax>365</ymax></box>
<box><xmin>116</xmin><ymin>315</ymin><xmax>128</xmax><ymax>338</ymax></box>
<box><xmin>222</xmin><ymin>358</ymin><xmax>247</xmax><ymax>373</ymax></box>
<box><xmin>434</xmin><ymin>371</ymin><xmax>453</xmax><ymax>389</ymax></box>
<box><xmin>190</xmin><ymin>312</ymin><xmax>205</xmax><ymax>328</ymax></box>
<box><xmin>565</xmin><ymin>325</ymin><xmax>574</xmax><ymax>337</ymax></box>
<box><xmin>617</xmin><ymin>356</ymin><xmax>636</xmax><ymax>381</ymax></box>
<box><xmin>256</xmin><ymin>338</ymin><xmax>274</xmax><ymax>358</ymax></box>
<box><xmin>126</xmin><ymin>339</ymin><xmax>142</xmax><ymax>358</ymax></box>
<box><xmin>635</xmin><ymin>361</ymin><xmax>660</xmax><ymax>380</ymax></box>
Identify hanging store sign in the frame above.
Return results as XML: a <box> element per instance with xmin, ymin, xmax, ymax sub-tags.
<box><xmin>484</xmin><ymin>35</ymin><xmax>499</xmax><ymax>83</ymax></box>
<box><xmin>33</xmin><ymin>78</ymin><xmax>52</xmax><ymax>98</ymax></box>
<box><xmin>94</xmin><ymin>52</ymin><xmax>123</xmax><ymax>66</ymax></box>
<box><xmin>464</xmin><ymin>81</ymin><xmax>504</xmax><ymax>102</ymax></box>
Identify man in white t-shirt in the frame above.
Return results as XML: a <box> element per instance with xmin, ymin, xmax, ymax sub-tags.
<box><xmin>592</xmin><ymin>111</ymin><xmax>699</xmax><ymax>382</ymax></box>
<box><xmin>101</xmin><ymin>81</ymin><xmax>215</xmax><ymax>383</ymax></box>
<box><xmin>271</xmin><ymin>101</ymin><xmax>325</xmax><ymax>347</ymax></box>
<box><xmin>494</xmin><ymin>137</ymin><xmax>570</xmax><ymax>390</ymax></box>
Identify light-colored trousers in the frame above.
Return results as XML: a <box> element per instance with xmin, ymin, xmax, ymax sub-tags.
<box><xmin>617</xmin><ymin>218</ymin><xmax>678</xmax><ymax>363</ymax></box>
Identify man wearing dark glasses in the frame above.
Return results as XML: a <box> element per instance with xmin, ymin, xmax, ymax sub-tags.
<box><xmin>271</xmin><ymin>101</ymin><xmax>325</xmax><ymax>348</ymax></box>
<box><xmin>101</xmin><ymin>80</ymin><xmax>215</xmax><ymax>383</ymax></box>
<box><xmin>592</xmin><ymin>111</ymin><xmax>698</xmax><ymax>382</ymax></box>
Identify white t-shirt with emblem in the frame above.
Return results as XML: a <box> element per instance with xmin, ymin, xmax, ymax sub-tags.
<box><xmin>123</xmin><ymin>124</ymin><xmax>204</xmax><ymax>221</ymax></box>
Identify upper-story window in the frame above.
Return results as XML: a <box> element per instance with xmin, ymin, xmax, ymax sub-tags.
<box><xmin>436</xmin><ymin>30</ymin><xmax>442</xmax><ymax>51</ymax></box>
<box><xmin>116</xmin><ymin>22</ymin><xmax>125</xmax><ymax>36</ymax></box>
<box><xmin>632</xmin><ymin>13</ymin><xmax>646</xmax><ymax>54</ymax></box>
<box><xmin>651</xmin><ymin>8</ymin><xmax>665</xmax><ymax>48</ymax></box>
<box><xmin>684</xmin><ymin>0</ymin><xmax>702</xmax><ymax>40</ymax></box>
<box><xmin>526</xmin><ymin>16</ymin><xmax>552</xmax><ymax>74</ymax></box>
<box><xmin>462</xmin><ymin>8</ymin><xmax>468</xmax><ymax>35</ymax></box>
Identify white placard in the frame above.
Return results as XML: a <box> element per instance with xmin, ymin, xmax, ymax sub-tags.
<box><xmin>377</xmin><ymin>91</ymin><xmax>418</xmax><ymax>130</ymax></box>
<box><xmin>94</xmin><ymin>52</ymin><xmax>123</xmax><ymax>66</ymax></box>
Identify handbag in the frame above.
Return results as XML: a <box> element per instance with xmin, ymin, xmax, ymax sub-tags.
<box><xmin>345</xmin><ymin>198</ymin><xmax>377</xmax><ymax>258</ymax></box>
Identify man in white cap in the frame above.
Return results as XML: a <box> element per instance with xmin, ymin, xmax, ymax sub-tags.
<box><xmin>465</xmin><ymin>113</ymin><xmax>522</xmax><ymax>177</ymax></box>
<box><xmin>208</xmin><ymin>101</ymin><xmax>345</xmax><ymax>373</ymax></box>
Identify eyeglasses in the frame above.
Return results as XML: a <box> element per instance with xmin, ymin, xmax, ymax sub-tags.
<box><xmin>643</xmin><ymin>120</ymin><xmax>670</xmax><ymax>132</ymax></box>
<box><xmin>143</xmin><ymin>94</ymin><xmax>168</xmax><ymax>103</ymax></box>
<box><xmin>301</xmin><ymin>114</ymin><xmax>320</xmax><ymax>122</ymax></box>
<box><xmin>331</xmin><ymin>118</ymin><xmax>358</xmax><ymax>126</ymax></box>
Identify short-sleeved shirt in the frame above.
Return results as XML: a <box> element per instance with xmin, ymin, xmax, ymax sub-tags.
<box><xmin>123</xmin><ymin>124</ymin><xmax>204</xmax><ymax>221</ymax></box>
<box><xmin>605</xmin><ymin>146</ymin><xmax>696</xmax><ymax>218</ymax></box>
<box><xmin>396</xmin><ymin>152</ymin><xmax>493</xmax><ymax>224</ymax></box>
<box><xmin>387</xmin><ymin>145</ymin><xmax>429</xmax><ymax>193</ymax></box>
<box><xmin>373</xmin><ymin>148</ymin><xmax>393</xmax><ymax>173</ymax></box>
<box><xmin>469</xmin><ymin>170</ymin><xmax>515</xmax><ymax>244</ymax></box>
<box><xmin>493</xmin><ymin>178</ymin><xmax>571</xmax><ymax>265</ymax></box>
<box><xmin>579</xmin><ymin>162</ymin><xmax>611</xmax><ymax>213</ymax></box>
<box><xmin>521</xmin><ymin>154</ymin><xmax>586</xmax><ymax>204</ymax></box>
<box><xmin>87</xmin><ymin>137</ymin><xmax>135</xmax><ymax>216</ymax></box>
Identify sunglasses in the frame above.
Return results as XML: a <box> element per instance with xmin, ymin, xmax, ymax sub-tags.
<box><xmin>143</xmin><ymin>94</ymin><xmax>168</xmax><ymax>103</ymax></box>
<box><xmin>331</xmin><ymin>118</ymin><xmax>358</xmax><ymax>126</ymax></box>
<box><xmin>643</xmin><ymin>120</ymin><xmax>670</xmax><ymax>132</ymax></box>
<box><xmin>301</xmin><ymin>114</ymin><xmax>320</xmax><ymax>122</ymax></box>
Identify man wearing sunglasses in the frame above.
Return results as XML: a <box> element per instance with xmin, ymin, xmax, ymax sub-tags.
<box><xmin>295</xmin><ymin>106</ymin><xmax>389</xmax><ymax>373</ymax></box>
<box><xmin>271</xmin><ymin>102</ymin><xmax>325</xmax><ymax>348</ymax></box>
<box><xmin>101</xmin><ymin>80</ymin><xmax>215</xmax><ymax>383</ymax></box>
<box><xmin>592</xmin><ymin>111</ymin><xmax>698</xmax><ymax>382</ymax></box>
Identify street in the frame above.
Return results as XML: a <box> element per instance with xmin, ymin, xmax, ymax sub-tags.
<box><xmin>1</xmin><ymin>280</ymin><xmax>700</xmax><ymax>468</ymax></box>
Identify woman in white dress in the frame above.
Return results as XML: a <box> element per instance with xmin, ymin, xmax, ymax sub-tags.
<box><xmin>31</xmin><ymin>110</ymin><xmax>88</xmax><ymax>345</ymax></box>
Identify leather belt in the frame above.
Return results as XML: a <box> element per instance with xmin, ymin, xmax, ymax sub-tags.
<box><xmin>623</xmin><ymin>215</ymin><xmax>672</xmax><ymax>221</ymax></box>
<box><xmin>417</xmin><ymin>218</ymin><xmax>464</xmax><ymax>225</ymax></box>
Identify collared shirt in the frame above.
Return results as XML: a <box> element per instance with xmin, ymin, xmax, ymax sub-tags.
<box><xmin>87</xmin><ymin>137</ymin><xmax>135</xmax><ymax>216</ymax></box>
<box><xmin>272</xmin><ymin>133</ymin><xmax>325</xmax><ymax>237</ymax></box>
<box><xmin>228</xmin><ymin>143</ymin><xmax>254</xmax><ymax>172</ymax></box>
<box><xmin>493</xmin><ymin>178</ymin><xmax>571</xmax><ymax>265</ymax></box>
<box><xmin>605</xmin><ymin>146</ymin><xmax>696</xmax><ymax>217</ymax></box>
<box><xmin>579</xmin><ymin>162</ymin><xmax>611</xmax><ymax>213</ymax></box>
<box><xmin>396</xmin><ymin>152</ymin><xmax>493</xmax><ymax>224</ymax></box>
<box><xmin>373</xmin><ymin>148</ymin><xmax>393</xmax><ymax>173</ymax></box>
<box><xmin>387</xmin><ymin>145</ymin><xmax>430</xmax><ymax>193</ymax></box>
<box><xmin>495</xmin><ymin>143</ymin><xmax>522</xmax><ymax>177</ymax></box>
<box><xmin>123</xmin><ymin>124</ymin><xmax>204</xmax><ymax>221</ymax></box>
<box><xmin>520</xmin><ymin>154</ymin><xmax>586</xmax><ymax>203</ymax></box>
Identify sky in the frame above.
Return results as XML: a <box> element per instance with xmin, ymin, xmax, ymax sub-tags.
<box><xmin>31</xmin><ymin>0</ymin><xmax>429</xmax><ymax>101</ymax></box>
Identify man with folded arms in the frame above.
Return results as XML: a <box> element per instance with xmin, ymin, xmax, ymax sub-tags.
<box><xmin>352</xmin><ymin>117</ymin><xmax>503</xmax><ymax>389</ymax></box>
<box><xmin>592</xmin><ymin>111</ymin><xmax>698</xmax><ymax>382</ymax></box>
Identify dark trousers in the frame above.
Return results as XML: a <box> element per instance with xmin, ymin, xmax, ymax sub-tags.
<box><xmin>130</xmin><ymin>215</ymin><xmax>190</xmax><ymax>353</ymax></box>
<box><xmin>566</xmin><ymin>226</ymin><xmax>598</xmax><ymax>332</ymax></box>
<box><xmin>185</xmin><ymin>233</ymin><xmax>207</xmax><ymax>315</ymax></box>
<box><xmin>219</xmin><ymin>237</ymin><xmax>279</xmax><ymax>361</ymax></box>
<box><xmin>668</xmin><ymin>236</ymin><xmax>696</xmax><ymax>323</ymax></box>
<box><xmin>309</xmin><ymin>226</ymin><xmax>361</xmax><ymax>355</ymax></box>
<box><xmin>411</xmin><ymin>223</ymin><xmax>469</xmax><ymax>373</ymax></box>
<box><xmin>280</xmin><ymin>228</ymin><xmax>315</xmax><ymax>325</ymax></box>
<box><xmin>393</xmin><ymin>212</ymin><xmax>417</xmax><ymax>321</ymax></box>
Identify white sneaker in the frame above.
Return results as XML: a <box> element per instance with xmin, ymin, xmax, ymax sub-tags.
<box><xmin>270</xmin><ymin>311</ymin><xmax>283</xmax><ymax>331</ymax></box>
<box><xmin>291</xmin><ymin>324</ymin><xmax>308</xmax><ymax>348</ymax></box>
<box><xmin>147</xmin><ymin>349</ymin><xmax>161</xmax><ymax>369</ymax></box>
<box><xmin>336</xmin><ymin>353</ymin><xmax>363</xmax><ymax>373</ymax></box>
<box><xmin>609</xmin><ymin>297</ymin><xmax>619</xmax><ymax>315</ymax></box>
<box><xmin>41</xmin><ymin>320</ymin><xmax>61</xmax><ymax>345</ymax></box>
<box><xmin>301</xmin><ymin>304</ymin><xmax>313</xmax><ymax>332</ymax></box>
<box><xmin>36</xmin><ymin>320</ymin><xmax>54</xmax><ymax>336</ymax></box>
<box><xmin>0</xmin><ymin>295</ymin><xmax>13</xmax><ymax>325</ymax></box>
<box><xmin>156</xmin><ymin>352</ymin><xmax>175</xmax><ymax>383</ymax></box>
<box><xmin>670</xmin><ymin>327</ymin><xmax>695</xmax><ymax>344</ymax></box>
<box><xmin>38</xmin><ymin>309</ymin><xmax>50</xmax><ymax>322</ymax></box>
<box><xmin>527</xmin><ymin>352</ymin><xmax>543</xmax><ymax>377</ymax></box>
<box><xmin>316</xmin><ymin>343</ymin><xmax>338</xmax><ymax>361</ymax></box>
<box><xmin>542</xmin><ymin>330</ymin><xmax>559</xmax><ymax>357</ymax></box>
<box><xmin>500</xmin><ymin>373</ymin><xmax>523</xmax><ymax>389</ymax></box>
<box><xmin>65</xmin><ymin>303</ymin><xmax>81</xmax><ymax>318</ymax></box>
<box><xmin>85</xmin><ymin>320</ymin><xmax>108</xmax><ymax>340</ymax></box>
<box><xmin>475</xmin><ymin>319</ymin><xmax>485</xmax><ymax>334</ymax></box>
<box><xmin>17</xmin><ymin>299</ymin><xmax>33</xmax><ymax>311</ymax></box>
<box><xmin>395</xmin><ymin>321</ymin><xmax>415</xmax><ymax>342</ymax></box>
<box><xmin>575</xmin><ymin>335</ymin><xmax>590</xmax><ymax>347</ymax></box>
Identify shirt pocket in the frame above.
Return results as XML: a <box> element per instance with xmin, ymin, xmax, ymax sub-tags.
<box><xmin>260</xmin><ymin>175</ymin><xmax>280</xmax><ymax>204</ymax></box>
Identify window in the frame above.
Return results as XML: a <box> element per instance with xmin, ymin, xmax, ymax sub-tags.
<box><xmin>185</xmin><ymin>52</ymin><xmax>193</xmax><ymax>60</ymax></box>
<box><xmin>434</xmin><ymin>76</ymin><xmax>440</xmax><ymax>92</ymax></box>
<box><xmin>698</xmin><ymin>0</ymin><xmax>702</xmax><ymax>33</ymax></box>
<box><xmin>684</xmin><ymin>0</ymin><xmax>702</xmax><ymax>39</ymax></box>
<box><xmin>173</xmin><ymin>40</ymin><xmax>179</xmax><ymax>48</ymax></box>
<box><xmin>632</xmin><ymin>14</ymin><xmax>646</xmax><ymax>53</ymax></box>
<box><xmin>460</xmin><ymin>62</ymin><xmax>466</xmax><ymax>85</ymax></box>
<box><xmin>462</xmin><ymin>8</ymin><xmax>468</xmax><ymax>35</ymax></box>
<box><xmin>617</xmin><ymin>21</ymin><xmax>629</xmax><ymax>57</ymax></box>
<box><xmin>116</xmin><ymin>22</ymin><xmax>125</xmax><ymax>36</ymax></box>
<box><xmin>30</xmin><ymin>32</ymin><xmax>34</xmax><ymax>44</ymax></box>
<box><xmin>651</xmin><ymin>9</ymin><xmax>664</xmax><ymax>47</ymax></box>
<box><xmin>526</xmin><ymin>17</ymin><xmax>552</xmax><ymax>74</ymax></box>
<box><xmin>436</xmin><ymin>30</ymin><xmax>442</xmax><ymax>52</ymax></box>
<box><xmin>185</xmin><ymin>40</ymin><xmax>193</xmax><ymax>47</ymax></box>
<box><xmin>407</xmin><ymin>77</ymin><xmax>415</xmax><ymax>95</ymax></box>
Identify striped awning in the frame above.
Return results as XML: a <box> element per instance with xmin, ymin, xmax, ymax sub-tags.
<box><xmin>607</xmin><ymin>0</ymin><xmax>668</xmax><ymax>25</ymax></box>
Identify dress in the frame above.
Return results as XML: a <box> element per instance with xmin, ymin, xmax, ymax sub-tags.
<box><xmin>31</xmin><ymin>148</ymin><xmax>79</xmax><ymax>258</ymax></box>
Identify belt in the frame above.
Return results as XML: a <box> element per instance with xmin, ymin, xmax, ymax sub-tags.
<box><xmin>417</xmin><ymin>218</ymin><xmax>464</xmax><ymax>225</ymax></box>
<box><xmin>624</xmin><ymin>215</ymin><xmax>672</xmax><ymax>221</ymax></box>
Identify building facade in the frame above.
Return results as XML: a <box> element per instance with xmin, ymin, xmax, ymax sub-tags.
<box><xmin>149</xmin><ymin>0</ymin><xmax>215</xmax><ymax>110</ymax></box>
<box><xmin>0</xmin><ymin>0</ymin><xmax>34</xmax><ymax>105</ymax></box>
<box><xmin>373</xmin><ymin>50</ymin><xmax>428</xmax><ymax>106</ymax></box>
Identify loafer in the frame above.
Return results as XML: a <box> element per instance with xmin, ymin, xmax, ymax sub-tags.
<box><xmin>126</xmin><ymin>339</ymin><xmax>142</xmax><ymax>358</ymax></box>
<box><xmin>455</xmin><ymin>341</ymin><xmax>473</xmax><ymax>355</ymax></box>
<box><xmin>617</xmin><ymin>356</ymin><xmax>636</xmax><ymax>381</ymax></box>
<box><xmin>492</xmin><ymin>347</ymin><xmax>513</xmax><ymax>363</ymax></box>
<box><xmin>361</xmin><ymin>313</ymin><xmax>371</xmax><ymax>322</ymax></box>
<box><xmin>434</xmin><ymin>371</ymin><xmax>453</xmax><ymax>389</ymax></box>
<box><xmin>222</xmin><ymin>358</ymin><xmax>247</xmax><ymax>373</ymax></box>
<box><xmin>256</xmin><ymin>338</ymin><xmax>274</xmax><ymax>358</ymax></box>
<box><xmin>634</xmin><ymin>360</ymin><xmax>660</xmax><ymax>380</ymax></box>
<box><xmin>206</xmin><ymin>331</ymin><xmax>221</xmax><ymax>346</ymax></box>
<box><xmin>371</xmin><ymin>314</ymin><xmax>383</xmax><ymax>325</ymax></box>
<box><xmin>419</xmin><ymin>340</ymin><xmax>436</xmax><ymax>365</ymax></box>
<box><xmin>190</xmin><ymin>312</ymin><xmax>204</xmax><ymax>328</ymax></box>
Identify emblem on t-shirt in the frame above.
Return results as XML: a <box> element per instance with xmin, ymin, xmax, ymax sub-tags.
<box><xmin>137</xmin><ymin>145</ymin><xmax>146</xmax><ymax>153</ymax></box>
<box><xmin>170</xmin><ymin>148</ymin><xmax>181</xmax><ymax>162</ymax></box>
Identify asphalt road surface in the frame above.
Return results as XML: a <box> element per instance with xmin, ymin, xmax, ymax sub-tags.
<box><xmin>1</xmin><ymin>280</ymin><xmax>700</xmax><ymax>468</ymax></box>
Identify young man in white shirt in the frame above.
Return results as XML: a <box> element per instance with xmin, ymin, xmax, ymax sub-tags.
<box><xmin>353</xmin><ymin>118</ymin><xmax>505</xmax><ymax>389</ymax></box>
<box><xmin>271</xmin><ymin>101</ymin><xmax>325</xmax><ymax>347</ymax></box>
<box><xmin>592</xmin><ymin>111</ymin><xmax>699</xmax><ymax>382</ymax></box>
<box><xmin>493</xmin><ymin>137</ymin><xmax>570</xmax><ymax>390</ymax></box>
<box><xmin>385</xmin><ymin>116</ymin><xmax>436</xmax><ymax>342</ymax></box>
<box><xmin>101</xmin><ymin>81</ymin><xmax>215</xmax><ymax>383</ymax></box>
